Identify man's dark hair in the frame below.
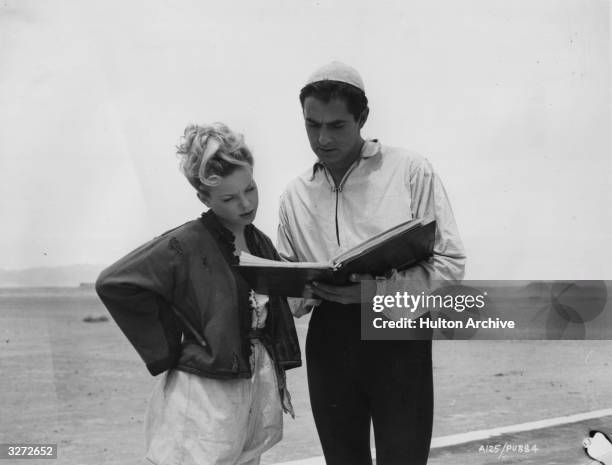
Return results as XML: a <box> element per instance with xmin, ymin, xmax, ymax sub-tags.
<box><xmin>299</xmin><ymin>80</ymin><xmax>369</xmax><ymax>121</ymax></box>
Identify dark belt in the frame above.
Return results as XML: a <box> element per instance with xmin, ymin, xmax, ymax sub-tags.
<box><xmin>248</xmin><ymin>328</ymin><xmax>266</xmax><ymax>340</ymax></box>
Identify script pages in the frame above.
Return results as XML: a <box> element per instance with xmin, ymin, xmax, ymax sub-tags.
<box><xmin>237</xmin><ymin>218</ymin><xmax>435</xmax><ymax>297</ymax></box>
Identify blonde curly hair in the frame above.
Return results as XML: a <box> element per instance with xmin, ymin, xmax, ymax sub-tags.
<box><xmin>176</xmin><ymin>122</ymin><xmax>253</xmax><ymax>191</ymax></box>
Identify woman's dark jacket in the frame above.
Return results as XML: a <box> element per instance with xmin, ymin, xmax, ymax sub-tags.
<box><xmin>95</xmin><ymin>211</ymin><xmax>302</xmax><ymax>378</ymax></box>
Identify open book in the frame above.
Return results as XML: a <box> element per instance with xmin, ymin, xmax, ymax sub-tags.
<box><xmin>236</xmin><ymin>219</ymin><xmax>436</xmax><ymax>297</ymax></box>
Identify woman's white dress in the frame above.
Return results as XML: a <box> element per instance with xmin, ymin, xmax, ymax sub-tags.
<box><xmin>144</xmin><ymin>292</ymin><xmax>283</xmax><ymax>465</ymax></box>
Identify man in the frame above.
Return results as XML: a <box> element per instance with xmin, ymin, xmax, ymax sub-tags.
<box><xmin>277</xmin><ymin>61</ymin><xmax>466</xmax><ymax>465</ymax></box>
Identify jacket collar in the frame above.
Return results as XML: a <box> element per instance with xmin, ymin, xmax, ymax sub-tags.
<box><xmin>200</xmin><ymin>210</ymin><xmax>258</xmax><ymax>263</ymax></box>
<box><xmin>310</xmin><ymin>138</ymin><xmax>381</xmax><ymax>178</ymax></box>
<box><xmin>201</xmin><ymin>209</ymin><xmax>234</xmax><ymax>243</ymax></box>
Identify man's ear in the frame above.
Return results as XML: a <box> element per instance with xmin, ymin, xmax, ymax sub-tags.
<box><xmin>358</xmin><ymin>107</ymin><xmax>369</xmax><ymax>129</ymax></box>
<box><xmin>197</xmin><ymin>190</ymin><xmax>211</xmax><ymax>207</ymax></box>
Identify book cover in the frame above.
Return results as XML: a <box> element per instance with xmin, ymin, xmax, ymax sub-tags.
<box><xmin>236</xmin><ymin>219</ymin><xmax>436</xmax><ymax>297</ymax></box>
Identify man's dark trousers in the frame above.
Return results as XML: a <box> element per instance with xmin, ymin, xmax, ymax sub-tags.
<box><xmin>306</xmin><ymin>301</ymin><xmax>433</xmax><ymax>465</ymax></box>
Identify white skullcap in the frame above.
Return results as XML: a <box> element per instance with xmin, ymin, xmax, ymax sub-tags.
<box><xmin>305</xmin><ymin>61</ymin><xmax>365</xmax><ymax>92</ymax></box>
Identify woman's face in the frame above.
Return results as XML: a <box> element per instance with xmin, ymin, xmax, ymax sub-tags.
<box><xmin>201</xmin><ymin>166</ymin><xmax>258</xmax><ymax>231</ymax></box>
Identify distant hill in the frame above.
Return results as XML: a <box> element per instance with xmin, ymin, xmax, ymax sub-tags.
<box><xmin>0</xmin><ymin>264</ymin><xmax>106</xmax><ymax>288</ymax></box>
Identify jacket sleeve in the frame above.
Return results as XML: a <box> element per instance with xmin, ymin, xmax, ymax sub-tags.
<box><xmin>95</xmin><ymin>234</ymin><xmax>184</xmax><ymax>375</ymax></box>
<box><xmin>277</xmin><ymin>193</ymin><xmax>320</xmax><ymax>317</ymax></box>
<box><xmin>376</xmin><ymin>158</ymin><xmax>466</xmax><ymax>316</ymax></box>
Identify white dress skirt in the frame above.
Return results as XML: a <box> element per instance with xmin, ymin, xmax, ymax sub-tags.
<box><xmin>144</xmin><ymin>293</ymin><xmax>284</xmax><ymax>465</ymax></box>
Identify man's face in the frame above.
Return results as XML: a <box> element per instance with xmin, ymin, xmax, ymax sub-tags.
<box><xmin>302</xmin><ymin>97</ymin><xmax>365</xmax><ymax>170</ymax></box>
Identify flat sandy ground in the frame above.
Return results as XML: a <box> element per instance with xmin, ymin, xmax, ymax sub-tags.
<box><xmin>1</xmin><ymin>287</ymin><xmax>611</xmax><ymax>465</ymax></box>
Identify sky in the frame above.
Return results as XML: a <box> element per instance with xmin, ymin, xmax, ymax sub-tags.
<box><xmin>0</xmin><ymin>0</ymin><xmax>610</xmax><ymax>280</ymax></box>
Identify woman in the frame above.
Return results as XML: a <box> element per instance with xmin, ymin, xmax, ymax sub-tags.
<box><xmin>95</xmin><ymin>123</ymin><xmax>301</xmax><ymax>465</ymax></box>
